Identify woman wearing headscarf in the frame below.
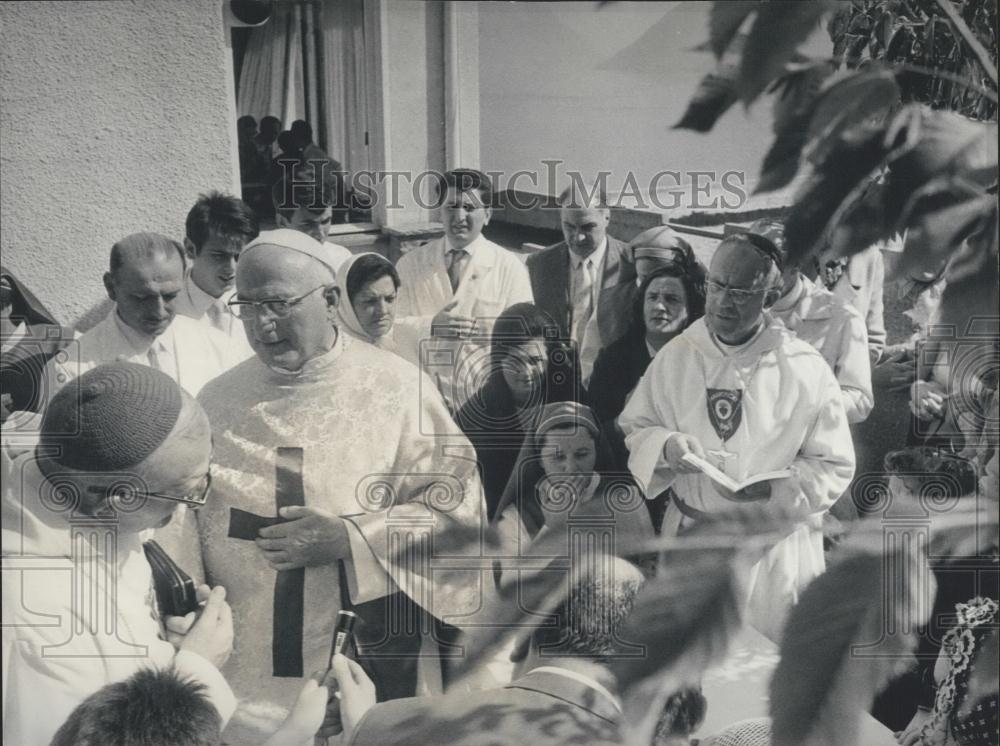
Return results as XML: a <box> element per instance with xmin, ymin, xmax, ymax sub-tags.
<box><xmin>492</xmin><ymin>400</ymin><xmax>654</xmax><ymax>563</ymax></box>
<box><xmin>454</xmin><ymin>302</ymin><xmax>579</xmax><ymax>519</ymax></box>
<box><xmin>1</xmin><ymin>266</ymin><xmax>76</xmax><ymax>420</ymax></box>
<box><xmin>587</xmin><ymin>230</ymin><xmax>707</xmax><ymax>468</ymax></box>
<box><xmin>335</xmin><ymin>252</ymin><xmax>422</xmax><ymax>366</ymax></box>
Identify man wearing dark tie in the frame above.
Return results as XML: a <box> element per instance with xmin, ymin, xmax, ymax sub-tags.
<box><xmin>526</xmin><ymin>183</ymin><xmax>638</xmax><ymax>386</ymax></box>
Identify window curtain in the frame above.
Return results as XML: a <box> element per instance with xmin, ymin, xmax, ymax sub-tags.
<box><xmin>237</xmin><ymin>0</ymin><xmax>368</xmax><ymax>175</ymax></box>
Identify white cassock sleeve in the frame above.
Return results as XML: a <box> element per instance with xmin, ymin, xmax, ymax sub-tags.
<box><xmin>340</xmin><ymin>372</ymin><xmax>486</xmax><ymax>620</ymax></box>
<box><xmin>617</xmin><ymin>354</ymin><xmax>682</xmax><ymax>498</ymax></box>
<box><xmin>773</xmin><ymin>365</ymin><xmax>856</xmax><ymax>516</ymax></box>
<box><xmin>835</xmin><ymin>307</ymin><xmax>874</xmax><ymax>424</ymax></box>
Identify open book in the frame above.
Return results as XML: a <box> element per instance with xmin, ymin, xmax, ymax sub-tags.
<box><xmin>682</xmin><ymin>453</ymin><xmax>794</xmax><ymax>493</ymax></box>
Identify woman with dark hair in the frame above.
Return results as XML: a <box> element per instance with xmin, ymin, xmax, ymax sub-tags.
<box><xmin>454</xmin><ymin>302</ymin><xmax>579</xmax><ymax>519</ymax></box>
<box><xmin>0</xmin><ymin>266</ymin><xmax>76</xmax><ymax>420</ymax></box>
<box><xmin>335</xmin><ymin>252</ymin><xmax>421</xmax><ymax>366</ymax></box>
<box><xmin>586</xmin><ymin>251</ymin><xmax>707</xmax><ymax>443</ymax></box>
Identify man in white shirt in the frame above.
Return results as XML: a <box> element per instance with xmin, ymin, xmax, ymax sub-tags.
<box><xmin>395</xmin><ymin>169</ymin><xmax>533</xmax><ymax>409</ymax></box>
<box><xmin>749</xmin><ymin>219</ymin><xmax>873</xmax><ymax>424</ymax></box>
<box><xmin>175</xmin><ymin>191</ymin><xmax>259</xmax><ymax>354</ymax></box>
<box><xmin>526</xmin><ymin>183</ymin><xmax>637</xmax><ymax>386</ymax></box>
<box><xmin>43</xmin><ymin>232</ymin><xmax>246</xmax><ymax>400</ymax></box>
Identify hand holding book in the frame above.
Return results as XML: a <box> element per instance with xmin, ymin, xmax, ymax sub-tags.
<box><xmin>681</xmin><ymin>453</ymin><xmax>794</xmax><ymax>502</ymax></box>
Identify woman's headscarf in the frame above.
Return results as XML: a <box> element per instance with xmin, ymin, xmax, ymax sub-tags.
<box><xmin>335</xmin><ymin>252</ymin><xmax>396</xmax><ymax>344</ymax></box>
<box><xmin>0</xmin><ymin>265</ymin><xmax>60</xmax><ymax>328</ymax></box>
<box><xmin>494</xmin><ymin>401</ymin><xmax>621</xmax><ymax>534</ymax></box>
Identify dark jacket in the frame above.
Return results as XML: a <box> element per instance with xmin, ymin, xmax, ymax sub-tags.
<box><xmin>455</xmin><ymin>370</ymin><xmax>578</xmax><ymax>520</ymax></box>
<box><xmin>586</xmin><ymin>323</ymin><xmax>652</xmax><ymax>428</ymax></box>
<box><xmin>526</xmin><ymin>237</ymin><xmax>638</xmax><ymax>349</ymax></box>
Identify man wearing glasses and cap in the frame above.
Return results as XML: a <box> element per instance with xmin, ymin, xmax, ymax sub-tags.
<box><xmin>619</xmin><ymin>233</ymin><xmax>855</xmax><ymax>640</ymax></box>
<box><xmin>2</xmin><ymin>363</ymin><xmax>237</xmax><ymax>745</ymax></box>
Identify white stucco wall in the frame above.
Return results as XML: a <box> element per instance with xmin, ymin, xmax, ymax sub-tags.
<box><xmin>1</xmin><ymin>0</ymin><xmax>240</xmax><ymax>328</ymax></box>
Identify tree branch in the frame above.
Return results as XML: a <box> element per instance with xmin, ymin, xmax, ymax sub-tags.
<box><xmin>933</xmin><ymin>0</ymin><xmax>999</xmax><ymax>88</ymax></box>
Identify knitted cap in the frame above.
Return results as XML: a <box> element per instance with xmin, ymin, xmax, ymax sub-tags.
<box><xmin>39</xmin><ymin>363</ymin><xmax>183</xmax><ymax>471</ymax></box>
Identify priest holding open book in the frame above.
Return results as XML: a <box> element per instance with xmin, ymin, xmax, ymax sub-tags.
<box><xmin>618</xmin><ymin>233</ymin><xmax>855</xmax><ymax>640</ymax></box>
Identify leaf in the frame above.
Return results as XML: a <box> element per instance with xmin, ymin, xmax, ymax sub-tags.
<box><xmin>784</xmin><ymin>124</ymin><xmax>891</xmax><ymax>264</ymax></box>
<box><xmin>709</xmin><ymin>0</ymin><xmax>757</xmax><ymax>58</ymax></box>
<box><xmin>805</xmin><ymin>68</ymin><xmax>901</xmax><ymax>167</ymax></box>
<box><xmin>615</xmin><ymin>546</ymin><xmax>744</xmax><ymax>746</ymax></box>
<box><xmin>897</xmin><ymin>184</ymin><xmax>995</xmax><ymax>277</ymax></box>
<box><xmin>673</xmin><ymin>62</ymin><xmax>740</xmax><ymax>132</ymax></box>
<box><xmin>740</xmin><ymin>0</ymin><xmax>838</xmax><ymax>104</ymax></box>
<box><xmin>937</xmin><ymin>211</ymin><xmax>1000</xmax><ymax>334</ymax></box>
<box><xmin>771</xmin><ymin>61</ymin><xmax>836</xmax><ymax>134</ymax></box>
<box><xmin>757</xmin><ymin>124</ymin><xmax>811</xmax><ymax>193</ymax></box>
<box><xmin>826</xmin><ymin>176</ymin><xmax>894</xmax><ymax>258</ymax></box>
<box><xmin>889</xmin><ymin>109</ymin><xmax>999</xmax><ymax>190</ymax></box>
<box><xmin>770</xmin><ymin>538</ymin><xmax>936</xmax><ymax>746</ymax></box>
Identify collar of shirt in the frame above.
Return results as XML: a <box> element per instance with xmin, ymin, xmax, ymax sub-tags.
<box><xmin>444</xmin><ymin>232</ymin><xmax>484</xmax><ymax>259</ymax></box>
<box><xmin>772</xmin><ymin>274</ymin><xmax>805</xmax><ymax>313</ymax></box>
<box><xmin>569</xmin><ymin>237</ymin><xmax>608</xmax><ymax>275</ymax></box>
<box><xmin>184</xmin><ymin>273</ymin><xmax>229</xmax><ymax>316</ymax></box>
<box><xmin>113</xmin><ymin>309</ymin><xmax>159</xmax><ymax>354</ymax></box>
<box><xmin>0</xmin><ymin>320</ymin><xmax>27</xmax><ymax>354</ymax></box>
<box><xmin>527</xmin><ymin>665</ymin><xmax>622</xmax><ymax>714</ymax></box>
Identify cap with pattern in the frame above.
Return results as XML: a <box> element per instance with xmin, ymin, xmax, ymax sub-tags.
<box><xmin>39</xmin><ymin>362</ymin><xmax>183</xmax><ymax>471</ymax></box>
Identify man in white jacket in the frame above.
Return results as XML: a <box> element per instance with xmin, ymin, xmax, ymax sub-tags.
<box><xmin>395</xmin><ymin>169</ymin><xmax>533</xmax><ymax>409</ymax></box>
<box><xmin>618</xmin><ymin>234</ymin><xmax>855</xmax><ymax>640</ymax></box>
<box><xmin>2</xmin><ymin>362</ymin><xmax>236</xmax><ymax>745</ymax></box>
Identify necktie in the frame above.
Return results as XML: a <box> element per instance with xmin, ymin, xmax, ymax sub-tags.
<box><xmin>146</xmin><ymin>340</ymin><xmax>176</xmax><ymax>380</ymax></box>
<box><xmin>206</xmin><ymin>300</ymin><xmax>227</xmax><ymax>333</ymax></box>
<box><xmin>447</xmin><ymin>249</ymin><xmax>468</xmax><ymax>292</ymax></box>
<box><xmin>573</xmin><ymin>258</ymin><xmax>595</xmax><ymax>343</ymax></box>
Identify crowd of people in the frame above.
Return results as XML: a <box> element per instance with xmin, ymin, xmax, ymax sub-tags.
<box><xmin>1</xmin><ymin>157</ymin><xmax>997</xmax><ymax>746</ymax></box>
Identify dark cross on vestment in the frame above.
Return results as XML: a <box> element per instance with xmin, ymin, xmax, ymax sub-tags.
<box><xmin>227</xmin><ymin>446</ymin><xmax>307</xmax><ymax>677</ymax></box>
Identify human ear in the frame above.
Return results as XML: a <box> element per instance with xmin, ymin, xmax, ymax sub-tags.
<box><xmin>324</xmin><ymin>285</ymin><xmax>341</xmax><ymax>310</ymax></box>
<box><xmin>103</xmin><ymin>272</ymin><xmax>117</xmax><ymax>303</ymax></box>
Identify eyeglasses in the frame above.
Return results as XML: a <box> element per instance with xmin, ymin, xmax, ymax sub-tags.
<box><xmin>88</xmin><ymin>471</ymin><xmax>212</xmax><ymax>510</ymax></box>
<box><xmin>706</xmin><ymin>279</ymin><xmax>764</xmax><ymax>306</ymax></box>
<box><xmin>228</xmin><ymin>286</ymin><xmax>328</xmax><ymax>319</ymax></box>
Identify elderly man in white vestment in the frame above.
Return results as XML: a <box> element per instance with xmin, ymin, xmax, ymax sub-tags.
<box><xmin>394</xmin><ymin>169</ymin><xmax>533</xmax><ymax>410</ymax></box>
<box><xmin>618</xmin><ymin>234</ymin><xmax>855</xmax><ymax>640</ymax></box>
<box><xmin>43</xmin><ymin>232</ymin><xmax>247</xmax><ymax>401</ymax></box>
<box><xmin>191</xmin><ymin>229</ymin><xmax>487</xmax><ymax>741</ymax></box>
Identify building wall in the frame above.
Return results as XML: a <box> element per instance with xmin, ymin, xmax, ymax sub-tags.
<box><xmin>376</xmin><ymin>0</ymin><xmax>447</xmax><ymax>227</ymax></box>
<box><xmin>0</xmin><ymin>0</ymin><xmax>240</xmax><ymax>328</ymax></box>
<box><xmin>478</xmin><ymin>1</ymin><xmax>830</xmax><ymax>211</ymax></box>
